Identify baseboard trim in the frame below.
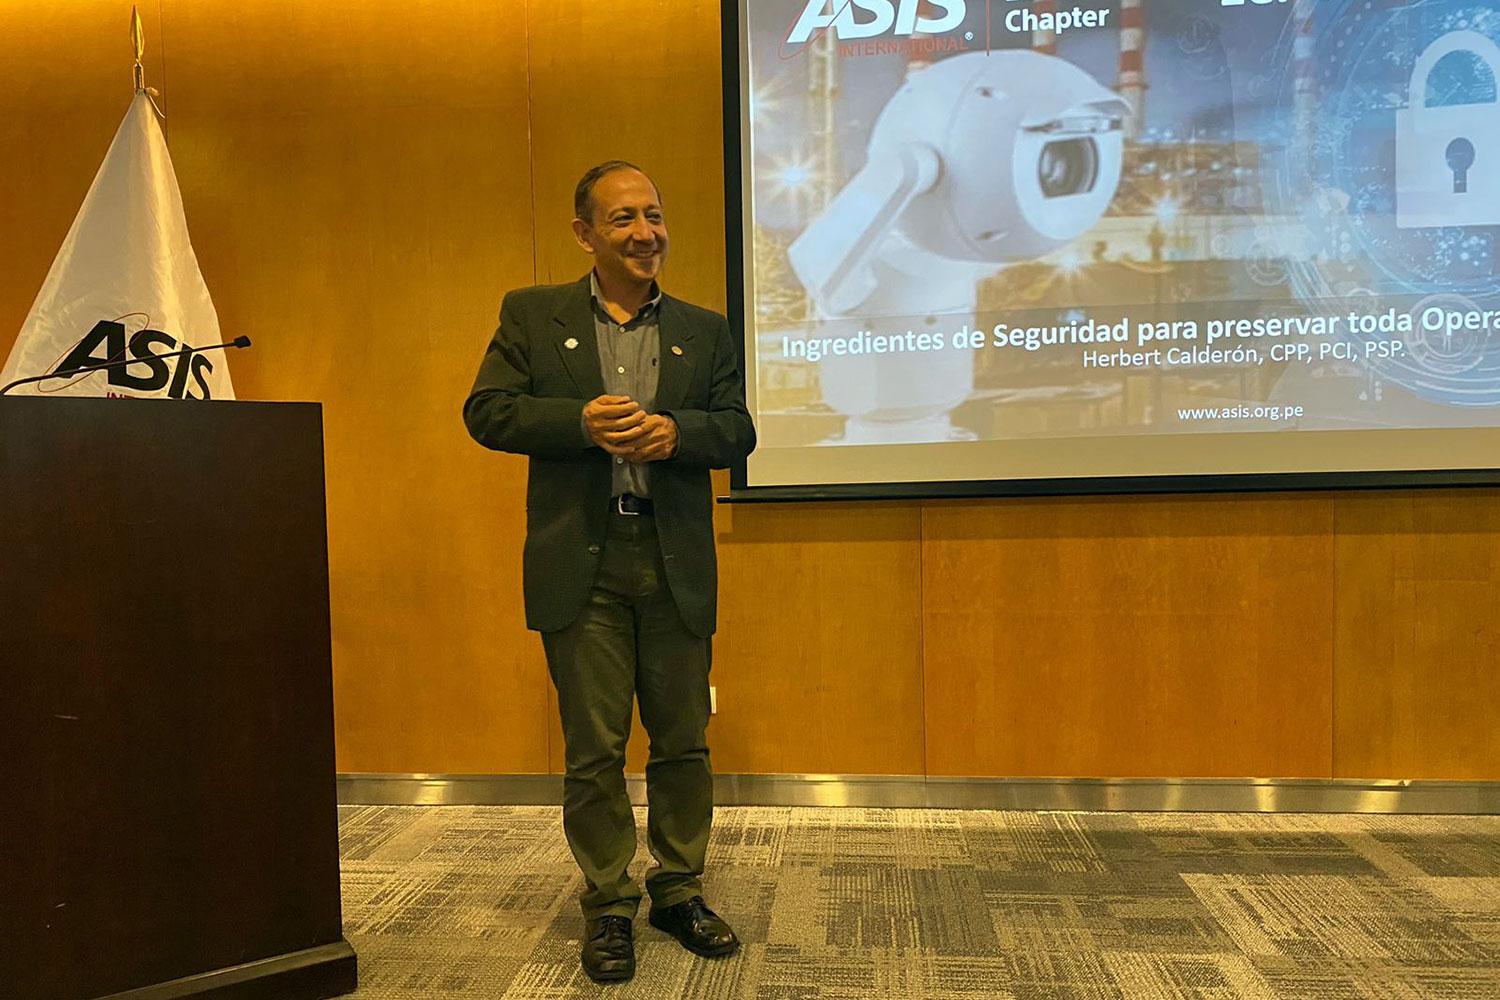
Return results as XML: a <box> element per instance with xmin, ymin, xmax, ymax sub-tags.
<box><xmin>93</xmin><ymin>941</ymin><xmax>356</xmax><ymax>1000</ymax></box>
<box><xmin>337</xmin><ymin>773</ymin><xmax>1500</xmax><ymax>814</ymax></box>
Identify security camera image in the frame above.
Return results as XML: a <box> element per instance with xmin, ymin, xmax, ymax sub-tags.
<box><xmin>733</xmin><ymin>0</ymin><xmax>1500</xmax><ymax>490</ymax></box>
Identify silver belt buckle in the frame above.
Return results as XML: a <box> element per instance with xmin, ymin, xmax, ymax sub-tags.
<box><xmin>615</xmin><ymin>495</ymin><xmax>639</xmax><ymax>516</ymax></box>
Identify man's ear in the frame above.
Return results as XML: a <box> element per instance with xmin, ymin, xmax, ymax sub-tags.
<box><xmin>571</xmin><ymin>218</ymin><xmax>596</xmax><ymax>254</ymax></box>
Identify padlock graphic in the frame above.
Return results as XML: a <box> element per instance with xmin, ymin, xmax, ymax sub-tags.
<box><xmin>1396</xmin><ymin>30</ymin><xmax>1500</xmax><ymax>229</ymax></box>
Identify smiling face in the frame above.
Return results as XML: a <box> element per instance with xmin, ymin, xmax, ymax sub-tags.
<box><xmin>572</xmin><ymin>167</ymin><xmax>668</xmax><ymax>288</ymax></box>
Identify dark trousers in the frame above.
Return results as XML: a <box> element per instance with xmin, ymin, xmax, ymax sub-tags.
<box><xmin>541</xmin><ymin>510</ymin><xmax>713</xmax><ymax>919</ymax></box>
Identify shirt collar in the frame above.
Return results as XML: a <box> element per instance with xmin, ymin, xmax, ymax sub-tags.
<box><xmin>590</xmin><ymin>271</ymin><xmax>662</xmax><ymax>323</ymax></box>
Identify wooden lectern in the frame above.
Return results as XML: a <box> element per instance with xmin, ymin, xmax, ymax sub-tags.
<box><xmin>1</xmin><ymin>398</ymin><xmax>356</xmax><ymax>1000</ymax></box>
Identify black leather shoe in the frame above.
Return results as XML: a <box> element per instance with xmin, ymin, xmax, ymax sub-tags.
<box><xmin>648</xmin><ymin>896</ymin><xmax>740</xmax><ymax>958</ymax></box>
<box><xmin>581</xmin><ymin>915</ymin><xmax>635</xmax><ymax>983</ymax></box>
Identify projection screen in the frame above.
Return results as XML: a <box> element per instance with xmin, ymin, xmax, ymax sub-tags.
<box><xmin>723</xmin><ymin>0</ymin><xmax>1500</xmax><ymax>498</ymax></box>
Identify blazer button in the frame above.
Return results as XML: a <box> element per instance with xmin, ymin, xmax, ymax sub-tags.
<box><xmin>587</xmin><ymin>544</ymin><xmax>601</xmax><ymax>554</ymax></box>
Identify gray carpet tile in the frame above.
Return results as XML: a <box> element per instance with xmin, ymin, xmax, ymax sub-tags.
<box><xmin>337</xmin><ymin>805</ymin><xmax>1500</xmax><ymax>999</ymax></box>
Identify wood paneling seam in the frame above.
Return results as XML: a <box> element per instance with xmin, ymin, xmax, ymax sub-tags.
<box><xmin>523</xmin><ymin>0</ymin><xmax>539</xmax><ymax>288</ymax></box>
<box><xmin>1330</xmin><ymin>496</ymin><xmax>1339</xmax><ymax>779</ymax></box>
<box><xmin>918</xmin><ymin>501</ymin><xmax>929</xmax><ymax>777</ymax></box>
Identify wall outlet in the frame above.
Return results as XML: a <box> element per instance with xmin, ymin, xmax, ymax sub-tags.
<box><xmin>709</xmin><ymin>686</ymin><xmax>717</xmax><ymax>715</ymax></box>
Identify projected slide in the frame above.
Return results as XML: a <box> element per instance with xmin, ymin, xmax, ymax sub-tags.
<box><xmin>729</xmin><ymin>0</ymin><xmax>1500</xmax><ymax>492</ymax></box>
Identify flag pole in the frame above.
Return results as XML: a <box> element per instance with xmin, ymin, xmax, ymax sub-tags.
<box><xmin>130</xmin><ymin>6</ymin><xmax>166</xmax><ymax>118</ymax></box>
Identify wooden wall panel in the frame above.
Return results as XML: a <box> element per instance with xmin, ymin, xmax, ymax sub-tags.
<box><xmin>160</xmin><ymin>0</ymin><xmax>549</xmax><ymax>772</ymax></box>
<box><xmin>0</xmin><ymin>2</ymin><xmax>165</xmax><ymax>359</ymax></box>
<box><xmin>711</xmin><ymin>502</ymin><xmax>926</xmax><ymax>775</ymax></box>
<box><xmin>922</xmin><ymin>495</ymin><xmax>1336</xmax><ymax>778</ymax></box>
<box><xmin>524</xmin><ymin>0</ymin><xmax>728</xmax><ymax>310</ymax></box>
<box><xmin>1333</xmin><ymin>491</ymin><xmax>1500</xmax><ymax>780</ymax></box>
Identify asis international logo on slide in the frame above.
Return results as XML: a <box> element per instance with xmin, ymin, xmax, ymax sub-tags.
<box><xmin>785</xmin><ymin>0</ymin><xmax>966</xmax><ymax>43</ymax></box>
<box><xmin>784</xmin><ymin>0</ymin><xmax>1117</xmax><ymax>49</ymax></box>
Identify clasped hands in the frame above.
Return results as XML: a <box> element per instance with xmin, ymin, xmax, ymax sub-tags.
<box><xmin>584</xmin><ymin>394</ymin><xmax>677</xmax><ymax>462</ymax></box>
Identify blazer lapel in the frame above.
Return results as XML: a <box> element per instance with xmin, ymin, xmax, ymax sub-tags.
<box><xmin>553</xmin><ymin>276</ymin><xmax>605</xmax><ymax>399</ymax></box>
<box><xmin>654</xmin><ymin>297</ymin><xmax>697</xmax><ymax>412</ymax></box>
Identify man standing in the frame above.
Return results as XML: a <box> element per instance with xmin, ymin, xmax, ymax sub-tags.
<box><xmin>463</xmin><ymin>161</ymin><xmax>756</xmax><ymax>983</ymax></box>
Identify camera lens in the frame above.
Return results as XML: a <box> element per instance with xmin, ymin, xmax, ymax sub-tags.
<box><xmin>1037</xmin><ymin>138</ymin><xmax>1099</xmax><ymax>198</ymax></box>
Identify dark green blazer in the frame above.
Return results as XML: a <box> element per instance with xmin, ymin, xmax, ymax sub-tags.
<box><xmin>463</xmin><ymin>275</ymin><xmax>756</xmax><ymax>638</ymax></box>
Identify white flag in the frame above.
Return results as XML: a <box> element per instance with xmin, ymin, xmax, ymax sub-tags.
<box><xmin>1</xmin><ymin>92</ymin><xmax>235</xmax><ymax>399</ymax></box>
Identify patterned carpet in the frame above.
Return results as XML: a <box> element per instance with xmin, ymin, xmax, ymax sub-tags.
<box><xmin>337</xmin><ymin>805</ymin><xmax>1500</xmax><ymax>999</ymax></box>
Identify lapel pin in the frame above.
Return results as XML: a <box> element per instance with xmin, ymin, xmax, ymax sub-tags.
<box><xmin>671</xmin><ymin>345</ymin><xmax>683</xmax><ymax>356</ymax></box>
<box><xmin>564</xmin><ymin>337</ymin><xmax>579</xmax><ymax>350</ymax></box>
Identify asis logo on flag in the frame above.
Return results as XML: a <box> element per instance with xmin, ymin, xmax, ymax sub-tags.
<box><xmin>51</xmin><ymin>313</ymin><xmax>218</xmax><ymax>399</ymax></box>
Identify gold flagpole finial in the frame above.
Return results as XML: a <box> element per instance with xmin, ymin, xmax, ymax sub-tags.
<box><xmin>131</xmin><ymin>6</ymin><xmax>146</xmax><ymax>92</ymax></box>
<box><xmin>129</xmin><ymin>6</ymin><xmax>166</xmax><ymax>118</ymax></box>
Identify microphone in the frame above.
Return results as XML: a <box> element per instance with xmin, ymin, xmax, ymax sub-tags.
<box><xmin>0</xmin><ymin>336</ymin><xmax>253</xmax><ymax>396</ymax></box>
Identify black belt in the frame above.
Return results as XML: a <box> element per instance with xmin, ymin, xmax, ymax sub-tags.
<box><xmin>613</xmin><ymin>494</ymin><xmax>653</xmax><ymax>516</ymax></box>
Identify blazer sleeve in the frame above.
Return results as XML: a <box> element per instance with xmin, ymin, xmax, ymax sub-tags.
<box><xmin>661</xmin><ymin>313</ymin><xmax>757</xmax><ymax>470</ymax></box>
<box><xmin>463</xmin><ymin>291</ymin><xmax>594</xmax><ymax>458</ymax></box>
